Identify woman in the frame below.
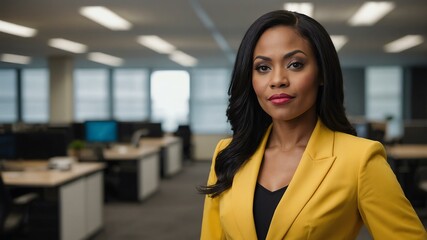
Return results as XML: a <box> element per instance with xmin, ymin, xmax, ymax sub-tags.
<box><xmin>199</xmin><ymin>10</ymin><xmax>426</xmax><ymax>240</ymax></box>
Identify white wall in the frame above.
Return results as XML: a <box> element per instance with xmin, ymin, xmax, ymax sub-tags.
<box><xmin>193</xmin><ymin>134</ymin><xmax>231</xmax><ymax>161</ymax></box>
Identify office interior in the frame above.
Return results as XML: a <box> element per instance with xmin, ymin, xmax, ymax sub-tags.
<box><xmin>0</xmin><ymin>1</ymin><xmax>426</xmax><ymax>239</ymax></box>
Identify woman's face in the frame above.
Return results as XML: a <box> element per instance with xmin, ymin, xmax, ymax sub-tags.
<box><xmin>252</xmin><ymin>25</ymin><xmax>320</xmax><ymax>123</ymax></box>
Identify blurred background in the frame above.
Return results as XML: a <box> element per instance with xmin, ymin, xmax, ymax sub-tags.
<box><xmin>0</xmin><ymin>1</ymin><xmax>426</xmax><ymax>239</ymax></box>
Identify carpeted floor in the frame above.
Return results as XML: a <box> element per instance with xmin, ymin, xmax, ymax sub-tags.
<box><xmin>93</xmin><ymin>161</ymin><xmax>209</xmax><ymax>240</ymax></box>
<box><xmin>92</xmin><ymin>161</ymin><xmax>425</xmax><ymax>240</ymax></box>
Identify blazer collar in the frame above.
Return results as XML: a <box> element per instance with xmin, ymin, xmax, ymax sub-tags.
<box><xmin>231</xmin><ymin>119</ymin><xmax>336</xmax><ymax>240</ymax></box>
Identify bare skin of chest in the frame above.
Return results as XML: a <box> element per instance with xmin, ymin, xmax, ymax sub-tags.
<box><xmin>257</xmin><ymin>146</ymin><xmax>305</xmax><ymax>192</ymax></box>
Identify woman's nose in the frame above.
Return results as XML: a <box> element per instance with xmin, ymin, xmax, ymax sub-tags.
<box><xmin>270</xmin><ymin>68</ymin><xmax>288</xmax><ymax>88</ymax></box>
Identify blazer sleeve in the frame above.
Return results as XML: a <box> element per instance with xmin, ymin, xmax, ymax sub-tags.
<box><xmin>200</xmin><ymin>139</ymin><xmax>228</xmax><ymax>240</ymax></box>
<box><xmin>357</xmin><ymin>141</ymin><xmax>427</xmax><ymax>239</ymax></box>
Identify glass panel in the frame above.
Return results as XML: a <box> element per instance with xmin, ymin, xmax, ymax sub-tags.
<box><xmin>22</xmin><ymin>69</ymin><xmax>49</xmax><ymax>123</ymax></box>
<box><xmin>366</xmin><ymin>66</ymin><xmax>403</xmax><ymax>139</ymax></box>
<box><xmin>113</xmin><ymin>69</ymin><xmax>150</xmax><ymax>121</ymax></box>
<box><xmin>0</xmin><ymin>70</ymin><xmax>17</xmax><ymax>123</ymax></box>
<box><xmin>74</xmin><ymin>69</ymin><xmax>109</xmax><ymax>121</ymax></box>
<box><xmin>190</xmin><ymin>69</ymin><xmax>231</xmax><ymax>134</ymax></box>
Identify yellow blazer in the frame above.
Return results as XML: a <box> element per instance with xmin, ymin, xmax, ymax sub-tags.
<box><xmin>201</xmin><ymin>120</ymin><xmax>426</xmax><ymax>239</ymax></box>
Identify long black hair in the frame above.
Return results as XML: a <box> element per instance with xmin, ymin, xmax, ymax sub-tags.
<box><xmin>199</xmin><ymin>10</ymin><xmax>356</xmax><ymax>198</ymax></box>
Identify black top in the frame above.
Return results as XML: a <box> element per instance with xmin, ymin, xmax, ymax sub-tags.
<box><xmin>253</xmin><ymin>183</ymin><xmax>287</xmax><ymax>240</ymax></box>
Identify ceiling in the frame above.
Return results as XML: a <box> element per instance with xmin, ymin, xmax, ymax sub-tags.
<box><xmin>0</xmin><ymin>0</ymin><xmax>426</xmax><ymax>69</ymax></box>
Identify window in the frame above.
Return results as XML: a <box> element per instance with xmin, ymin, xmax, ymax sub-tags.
<box><xmin>366</xmin><ymin>66</ymin><xmax>403</xmax><ymax>139</ymax></box>
<box><xmin>22</xmin><ymin>69</ymin><xmax>49</xmax><ymax>123</ymax></box>
<box><xmin>150</xmin><ymin>70</ymin><xmax>189</xmax><ymax>132</ymax></box>
<box><xmin>0</xmin><ymin>70</ymin><xmax>17</xmax><ymax>123</ymax></box>
<box><xmin>113</xmin><ymin>69</ymin><xmax>150</xmax><ymax>121</ymax></box>
<box><xmin>190</xmin><ymin>69</ymin><xmax>231</xmax><ymax>134</ymax></box>
<box><xmin>74</xmin><ymin>69</ymin><xmax>109</xmax><ymax>121</ymax></box>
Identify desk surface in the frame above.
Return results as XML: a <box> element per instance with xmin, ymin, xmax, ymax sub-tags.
<box><xmin>140</xmin><ymin>136</ymin><xmax>181</xmax><ymax>147</ymax></box>
<box><xmin>103</xmin><ymin>145</ymin><xmax>160</xmax><ymax>160</ymax></box>
<box><xmin>2</xmin><ymin>161</ymin><xmax>105</xmax><ymax>187</ymax></box>
<box><xmin>386</xmin><ymin>144</ymin><xmax>427</xmax><ymax>159</ymax></box>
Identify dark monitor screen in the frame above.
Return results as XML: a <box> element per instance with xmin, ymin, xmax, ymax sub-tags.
<box><xmin>144</xmin><ymin>122</ymin><xmax>163</xmax><ymax>137</ymax></box>
<box><xmin>402</xmin><ymin>125</ymin><xmax>427</xmax><ymax>144</ymax></box>
<box><xmin>85</xmin><ymin>120</ymin><xmax>118</xmax><ymax>143</ymax></box>
<box><xmin>15</xmin><ymin>131</ymin><xmax>69</xmax><ymax>159</ymax></box>
<box><xmin>118</xmin><ymin>121</ymin><xmax>163</xmax><ymax>142</ymax></box>
<box><xmin>71</xmin><ymin>122</ymin><xmax>85</xmax><ymax>140</ymax></box>
<box><xmin>0</xmin><ymin>134</ymin><xmax>16</xmax><ymax>159</ymax></box>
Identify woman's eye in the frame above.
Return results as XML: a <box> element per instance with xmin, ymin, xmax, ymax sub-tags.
<box><xmin>288</xmin><ymin>62</ymin><xmax>303</xmax><ymax>69</ymax></box>
<box><xmin>255</xmin><ymin>65</ymin><xmax>270</xmax><ymax>72</ymax></box>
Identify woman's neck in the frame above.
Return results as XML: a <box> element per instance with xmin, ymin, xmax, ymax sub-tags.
<box><xmin>269</xmin><ymin>115</ymin><xmax>317</xmax><ymax>151</ymax></box>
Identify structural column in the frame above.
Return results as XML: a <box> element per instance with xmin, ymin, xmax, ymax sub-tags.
<box><xmin>48</xmin><ymin>56</ymin><xmax>74</xmax><ymax>124</ymax></box>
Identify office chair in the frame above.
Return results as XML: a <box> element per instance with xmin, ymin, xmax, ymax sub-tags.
<box><xmin>131</xmin><ymin>128</ymin><xmax>149</xmax><ymax>148</ymax></box>
<box><xmin>174</xmin><ymin>125</ymin><xmax>193</xmax><ymax>161</ymax></box>
<box><xmin>0</xmin><ymin>173</ymin><xmax>38</xmax><ymax>238</ymax></box>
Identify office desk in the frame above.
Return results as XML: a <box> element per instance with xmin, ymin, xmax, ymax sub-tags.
<box><xmin>386</xmin><ymin>144</ymin><xmax>427</xmax><ymax>159</ymax></box>
<box><xmin>103</xmin><ymin>145</ymin><xmax>160</xmax><ymax>201</ymax></box>
<box><xmin>3</xmin><ymin>161</ymin><xmax>105</xmax><ymax>240</ymax></box>
<box><xmin>140</xmin><ymin>136</ymin><xmax>183</xmax><ymax>178</ymax></box>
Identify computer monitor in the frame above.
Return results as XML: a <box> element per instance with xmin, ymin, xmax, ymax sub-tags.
<box><xmin>142</xmin><ymin>122</ymin><xmax>163</xmax><ymax>137</ymax></box>
<box><xmin>402</xmin><ymin>124</ymin><xmax>427</xmax><ymax>144</ymax></box>
<box><xmin>118</xmin><ymin>121</ymin><xmax>163</xmax><ymax>142</ymax></box>
<box><xmin>84</xmin><ymin>120</ymin><xmax>118</xmax><ymax>143</ymax></box>
<box><xmin>71</xmin><ymin>122</ymin><xmax>85</xmax><ymax>140</ymax></box>
<box><xmin>15</xmin><ymin>131</ymin><xmax>69</xmax><ymax>159</ymax></box>
<box><xmin>0</xmin><ymin>133</ymin><xmax>16</xmax><ymax>159</ymax></box>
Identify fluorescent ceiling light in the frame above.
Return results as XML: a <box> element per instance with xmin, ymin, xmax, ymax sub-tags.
<box><xmin>48</xmin><ymin>38</ymin><xmax>87</xmax><ymax>53</ymax></box>
<box><xmin>1</xmin><ymin>53</ymin><xmax>31</xmax><ymax>64</ymax></box>
<box><xmin>169</xmin><ymin>51</ymin><xmax>198</xmax><ymax>67</ymax></box>
<box><xmin>79</xmin><ymin>6</ymin><xmax>132</xmax><ymax>30</ymax></box>
<box><xmin>284</xmin><ymin>2</ymin><xmax>314</xmax><ymax>17</ymax></box>
<box><xmin>330</xmin><ymin>35</ymin><xmax>348</xmax><ymax>51</ymax></box>
<box><xmin>349</xmin><ymin>1</ymin><xmax>395</xmax><ymax>26</ymax></box>
<box><xmin>384</xmin><ymin>35</ymin><xmax>424</xmax><ymax>53</ymax></box>
<box><xmin>0</xmin><ymin>20</ymin><xmax>37</xmax><ymax>37</ymax></box>
<box><xmin>137</xmin><ymin>35</ymin><xmax>176</xmax><ymax>54</ymax></box>
<box><xmin>88</xmin><ymin>52</ymin><xmax>123</xmax><ymax>66</ymax></box>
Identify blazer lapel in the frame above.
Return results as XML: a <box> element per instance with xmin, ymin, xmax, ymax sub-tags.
<box><xmin>231</xmin><ymin>125</ymin><xmax>273</xmax><ymax>240</ymax></box>
<box><xmin>266</xmin><ymin>120</ymin><xmax>336</xmax><ymax>240</ymax></box>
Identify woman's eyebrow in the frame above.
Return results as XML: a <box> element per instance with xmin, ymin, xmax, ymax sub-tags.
<box><xmin>283</xmin><ymin>49</ymin><xmax>307</xmax><ymax>59</ymax></box>
<box><xmin>253</xmin><ymin>55</ymin><xmax>271</xmax><ymax>61</ymax></box>
<box><xmin>253</xmin><ymin>49</ymin><xmax>307</xmax><ymax>62</ymax></box>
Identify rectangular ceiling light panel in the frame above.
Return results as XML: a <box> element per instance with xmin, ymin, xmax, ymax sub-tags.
<box><xmin>349</xmin><ymin>1</ymin><xmax>395</xmax><ymax>26</ymax></box>
<box><xmin>284</xmin><ymin>2</ymin><xmax>314</xmax><ymax>17</ymax></box>
<box><xmin>0</xmin><ymin>20</ymin><xmax>37</xmax><ymax>37</ymax></box>
<box><xmin>80</xmin><ymin>6</ymin><xmax>132</xmax><ymax>30</ymax></box>
<box><xmin>384</xmin><ymin>35</ymin><xmax>424</xmax><ymax>53</ymax></box>
<box><xmin>137</xmin><ymin>35</ymin><xmax>176</xmax><ymax>54</ymax></box>
<box><xmin>48</xmin><ymin>38</ymin><xmax>88</xmax><ymax>53</ymax></box>
<box><xmin>330</xmin><ymin>35</ymin><xmax>348</xmax><ymax>51</ymax></box>
<box><xmin>88</xmin><ymin>52</ymin><xmax>123</xmax><ymax>66</ymax></box>
<box><xmin>169</xmin><ymin>51</ymin><xmax>198</xmax><ymax>67</ymax></box>
<box><xmin>1</xmin><ymin>53</ymin><xmax>31</xmax><ymax>64</ymax></box>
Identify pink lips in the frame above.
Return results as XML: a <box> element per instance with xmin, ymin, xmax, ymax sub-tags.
<box><xmin>268</xmin><ymin>93</ymin><xmax>294</xmax><ymax>105</ymax></box>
